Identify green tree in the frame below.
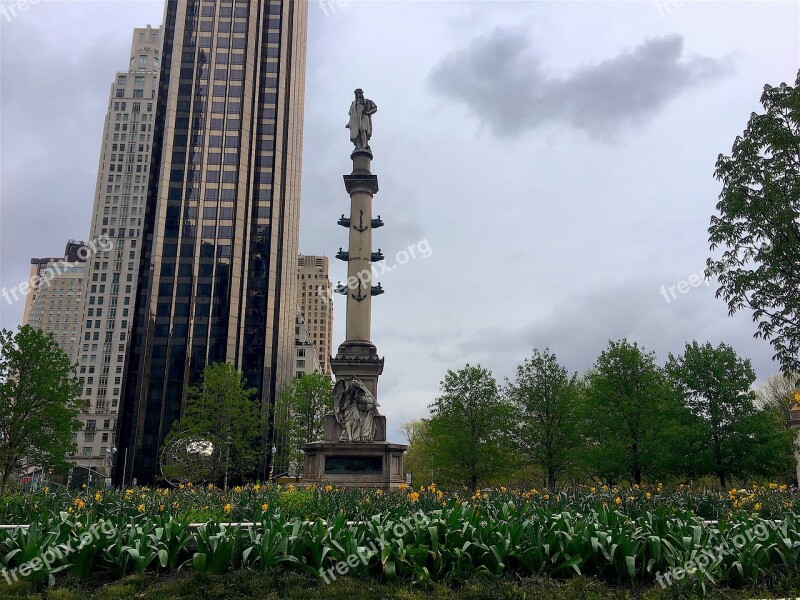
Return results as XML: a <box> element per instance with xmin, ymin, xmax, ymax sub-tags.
<box><xmin>666</xmin><ymin>341</ymin><xmax>791</xmax><ymax>487</ymax></box>
<box><xmin>708</xmin><ymin>72</ymin><xmax>800</xmax><ymax>374</ymax></box>
<box><xmin>754</xmin><ymin>373</ymin><xmax>799</xmax><ymax>484</ymax></box>
<box><xmin>585</xmin><ymin>340</ymin><xmax>675</xmax><ymax>485</ymax></box>
<box><xmin>506</xmin><ymin>349</ymin><xmax>584</xmax><ymax>491</ymax></box>
<box><xmin>427</xmin><ymin>364</ymin><xmax>516</xmax><ymax>490</ymax></box>
<box><xmin>0</xmin><ymin>326</ymin><xmax>82</xmax><ymax>492</ymax></box>
<box><xmin>757</xmin><ymin>372</ymin><xmax>800</xmax><ymax>429</ymax></box>
<box><xmin>168</xmin><ymin>362</ymin><xmax>259</xmax><ymax>489</ymax></box>
<box><xmin>276</xmin><ymin>373</ymin><xmax>333</xmax><ymax>476</ymax></box>
<box><xmin>400</xmin><ymin>419</ymin><xmax>434</xmax><ymax>488</ymax></box>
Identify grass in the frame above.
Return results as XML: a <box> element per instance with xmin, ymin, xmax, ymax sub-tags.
<box><xmin>2</xmin><ymin>571</ymin><xmax>800</xmax><ymax>600</ymax></box>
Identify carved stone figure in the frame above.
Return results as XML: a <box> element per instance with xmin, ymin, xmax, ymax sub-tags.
<box><xmin>346</xmin><ymin>89</ymin><xmax>377</xmax><ymax>151</ymax></box>
<box><xmin>333</xmin><ymin>377</ymin><xmax>380</xmax><ymax>442</ymax></box>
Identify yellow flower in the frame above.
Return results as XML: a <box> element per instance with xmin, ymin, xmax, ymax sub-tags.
<box><xmin>362</xmin><ymin>498</ymin><xmax>371</xmax><ymax>505</ymax></box>
<box><xmin>646</xmin><ymin>492</ymin><xmax>652</xmax><ymax>499</ymax></box>
<box><xmin>253</xmin><ymin>484</ymin><xmax>261</xmax><ymax>492</ymax></box>
<box><xmin>137</xmin><ymin>504</ymin><xmax>145</xmax><ymax>513</ymax></box>
<box><xmin>769</xmin><ymin>483</ymin><xmax>778</xmax><ymax>489</ymax></box>
<box><xmin>261</xmin><ymin>503</ymin><xmax>268</xmax><ymax>511</ymax></box>
<box><xmin>187</xmin><ymin>482</ymin><xmax>193</xmax><ymax>488</ymax></box>
<box><xmin>224</xmin><ymin>503</ymin><xmax>232</xmax><ymax>513</ymax></box>
<box><xmin>398</xmin><ymin>483</ymin><xmax>409</xmax><ymax>491</ymax></box>
<box><xmin>754</xmin><ymin>503</ymin><xmax>762</xmax><ymax>511</ymax></box>
<box><xmin>82</xmin><ymin>483</ymin><xmax>87</xmax><ymax>489</ymax></box>
<box><xmin>590</xmin><ymin>487</ymin><xmax>596</xmax><ymax>493</ymax></box>
<box><xmin>543</xmin><ymin>494</ymin><xmax>550</xmax><ymax>501</ymax></box>
<box><xmin>408</xmin><ymin>492</ymin><xmax>420</xmax><ymax>502</ymax></box>
<box><xmin>95</xmin><ymin>492</ymin><xmax>102</xmax><ymax>502</ymax></box>
<box><xmin>376</xmin><ymin>489</ymin><xmax>384</xmax><ymax>496</ymax></box>
<box><xmin>208</xmin><ymin>483</ymin><xmax>215</xmax><ymax>490</ymax></box>
<box><xmin>233</xmin><ymin>486</ymin><xmax>242</xmax><ymax>493</ymax></box>
<box><xmin>43</xmin><ymin>487</ymin><xmax>49</xmax><ymax>494</ymax></box>
<box><xmin>159</xmin><ymin>505</ymin><xmax>164</xmax><ymax>512</ymax></box>
<box><xmin>615</xmin><ymin>497</ymin><xmax>622</xmax><ymax>505</ymax></box>
<box><xmin>325</xmin><ymin>484</ymin><xmax>333</xmax><ymax>492</ymax></box>
<box><xmin>73</xmin><ymin>498</ymin><xmax>85</xmax><ymax>510</ymax></box>
<box><xmin>628</xmin><ymin>496</ymin><xmax>635</xmax><ymax>502</ymax></box>
<box><xmin>437</xmin><ymin>490</ymin><xmax>443</xmax><ymax>500</ymax></box>
<box><xmin>780</xmin><ymin>484</ymin><xmax>788</xmax><ymax>491</ymax></box>
<box><xmin>500</xmin><ymin>486</ymin><xmax>507</xmax><ymax>493</ymax></box>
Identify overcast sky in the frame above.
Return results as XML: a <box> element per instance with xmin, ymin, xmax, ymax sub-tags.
<box><xmin>1</xmin><ymin>0</ymin><xmax>797</xmax><ymax>443</ymax></box>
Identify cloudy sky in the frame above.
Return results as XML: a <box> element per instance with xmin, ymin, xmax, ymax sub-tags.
<box><xmin>1</xmin><ymin>0</ymin><xmax>797</xmax><ymax>442</ymax></box>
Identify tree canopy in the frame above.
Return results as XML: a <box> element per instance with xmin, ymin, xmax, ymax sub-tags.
<box><xmin>506</xmin><ymin>349</ymin><xmax>583</xmax><ymax>491</ymax></box>
<box><xmin>276</xmin><ymin>372</ymin><xmax>333</xmax><ymax>476</ymax></box>
<box><xmin>165</xmin><ymin>362</ymin><xmax>260</xmax><ymax>489</ymax></box>
<box><xmin>708</xmin><ymin>72</ymin><xmax>800</xmax><ymax>374</ymax></box>
<box><xmin>427</xmin><ymin>364</ymin><xmax>516</xmax><ymax>490</ymax></box>
<box><xmin>0</xmin><ymin>326</ymin><xmax>82</xmax><ymax>492</ymax></box>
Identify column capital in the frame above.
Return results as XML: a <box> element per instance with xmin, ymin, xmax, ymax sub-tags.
<box><xmin>344</xmin><ymin>173</ymin><xmax>379</xmax><ymax>196</ymax></box>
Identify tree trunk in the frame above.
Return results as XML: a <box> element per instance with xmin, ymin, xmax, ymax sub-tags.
<box><xmin>547</xmin><ymin>467</ymin><xmax>556</xmax><ymax>492</ymax></box>
<box><xmin>632</xmin><ymin>463</ymin><xmax>642</xmax><ymax>486</ymax></box>
<box><xmin>719</xmin><ymin>470</ymin><xmax>726</xmax><ymax>489</ymax></box>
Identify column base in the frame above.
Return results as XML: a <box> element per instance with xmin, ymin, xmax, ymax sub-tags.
<box><xmin>302</xmin><ymin>440</ymin><xmax>407</xmax><ymax>491</ymax></box>
<box><xmin>331</xmin><ymin>341</ymin><xmax>384</xmax><ymax>399</ymax></box>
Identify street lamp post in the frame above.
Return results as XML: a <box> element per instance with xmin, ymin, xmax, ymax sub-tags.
<box><xmin>105</xmin><ymin>447</ymin><xmax>117</xmax><ymax>486</ymax></box>
<box><xmin>271</xmin><ymin>445</ymin><xmax>277</xmax><ymax>485</ymax></box>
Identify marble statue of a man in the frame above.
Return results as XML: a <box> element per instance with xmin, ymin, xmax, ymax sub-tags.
<box><xmin>346</xmin><ymin>88</ymin><xmax>377</xmax><ymax>151</ymax></box>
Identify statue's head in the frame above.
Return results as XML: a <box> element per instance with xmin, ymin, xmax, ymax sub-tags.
<box><xmin>354</xmin><ymin>88</ymin><xmax>364</xmax><ymax>99</ymax></box>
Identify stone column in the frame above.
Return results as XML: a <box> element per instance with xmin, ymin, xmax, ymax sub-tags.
<box><xmin>343</xmin><ymin>149</ymin><xmax>378</xmax><ymax>343</ymax></box>
<box><xmin>331</xmin><ymin>148</ymin><xmax>384</xmax><ymax>399</ymax></box>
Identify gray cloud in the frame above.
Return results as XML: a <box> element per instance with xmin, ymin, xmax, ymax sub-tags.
<box><xmin>452</xmin><ymin>277</ymin><xmax>776</xmax><ymax>382</ymax></box>
<box><xmin>429</xmin><ymin>29</ymin><xmax>731</xmax><ymax>139</ymax></box>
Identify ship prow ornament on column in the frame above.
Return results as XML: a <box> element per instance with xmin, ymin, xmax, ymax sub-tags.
<box><xmin>302</xmin><ymin>90</ymin><xmax>407</xmax><ymax>490</ymax></box>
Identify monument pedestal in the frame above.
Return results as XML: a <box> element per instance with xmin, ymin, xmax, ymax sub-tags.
<box><xmin>301</xmin><ymin>440</ymin><xmax>407</xmax><ymax>490</ymax></box>
<box><xmin>302</xmin><ymin>411</ymin><xmax>405</xmax><ymax>490</ymax></box>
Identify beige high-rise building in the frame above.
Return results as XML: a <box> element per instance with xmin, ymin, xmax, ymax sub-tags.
<box><xmin>70</xmin><ymin>25</ymin><xmax>162</xmax><ymax>472</ymax></box>
<box><xmin>294</xmin><ymin>308</ymin><xmax>321</xmax><ymax>378</ymax></box>
<box><xmin>297</xmin><ymin>255</ymin><xmax>333</xmax><ymax>376</ymax></box>
<box><xmin>21</xmin><ymin>241</ymin><xmax>87</xmax><ymax>359</ymax></box>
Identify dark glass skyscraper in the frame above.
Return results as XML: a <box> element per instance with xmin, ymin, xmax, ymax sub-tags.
<box><xmin>116</xmin><ymin>0</ymin><xmax>307</xmax><ymax>483</ymax></box>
